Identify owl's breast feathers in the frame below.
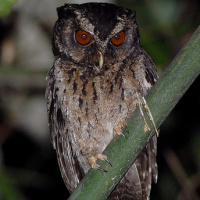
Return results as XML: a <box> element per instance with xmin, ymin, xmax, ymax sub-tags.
<box><xmin>46</xmin><ymin>48</ymin><xmax>158</xmax><ymax>198</ymax></box>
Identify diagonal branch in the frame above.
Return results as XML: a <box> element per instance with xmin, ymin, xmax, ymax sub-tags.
<box><xmin>68</xmin><ymin>25</ymin><xmax>200</xmax><ymax>200</ymax></box>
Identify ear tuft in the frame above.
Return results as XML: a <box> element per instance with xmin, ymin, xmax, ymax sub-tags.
<box><xmin>128</xmin><ymin>10</ymin><xmax>136</xmax><ymax>20</ymax></box>
<box><xmin>56</xmin><ymin>4</ymin><xmax>76</xmax><ymax>19</ymax></box>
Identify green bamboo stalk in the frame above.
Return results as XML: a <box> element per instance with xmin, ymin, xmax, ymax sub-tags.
<box><xmin>68</xmin><ymin>26</ymin><xmax>200</xmax><ymax>200</ymax></box>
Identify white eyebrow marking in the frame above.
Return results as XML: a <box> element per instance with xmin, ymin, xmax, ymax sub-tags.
<box><xmin>110</xmin><ymin>16</ymin><xmax>126</xmax><ymax>37</ymax></box>
<box><xmin>94</xmin><ymin>18</ymin><xmax>126</xmax><ymax>52</ymax></box>
<box><xmin>74</xmin><ymin>10</ymin><xmax>95</xmax><ymax>34</ymax></box>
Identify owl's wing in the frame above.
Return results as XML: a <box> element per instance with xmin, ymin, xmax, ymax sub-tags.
<box><xmin>141</xmin><ymin>50</ymin><xmax>159</xmax><ymax>85</ymax></box>
<box><xmin>137</xmin><ymin>134</ymin><xmax>158</xmax><ymax>199</ymax></box>
<box><xmin>45</xmin><ymin>66</ymin><xmax>84</xmax><ymax>193</ymax></box>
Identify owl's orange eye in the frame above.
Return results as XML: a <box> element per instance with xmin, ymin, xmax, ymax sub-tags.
<box><xmin>75</xmin><ymin>30</ymin><xmax>92</xmax><ymax>45</ymax></box>
<box><xmin>111</xmin><ymin>31</ymin><xmax>125</xmax><ymax>46</ymax></box>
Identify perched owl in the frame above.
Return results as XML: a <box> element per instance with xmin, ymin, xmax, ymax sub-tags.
<box><xmin>46</xmin><ymin>3</ymin><xmax>158</xmax><ymax>200</ymax></box>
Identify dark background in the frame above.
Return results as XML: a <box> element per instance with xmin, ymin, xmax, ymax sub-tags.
<box><xmin>0</xmin><ymin>0</ymin><xmax>200</xmax><ymax>199</ymax></box>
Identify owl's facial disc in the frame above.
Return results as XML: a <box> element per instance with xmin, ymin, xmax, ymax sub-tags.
<box><xmin>73</xmin><ymin>12</ymin><xmax>128</xmax><ymax>70</ymax></box>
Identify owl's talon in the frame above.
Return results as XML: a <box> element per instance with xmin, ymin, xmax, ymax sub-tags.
<box><xmin>113</xmin><ymin>119</ymin><xmax>127</xmax><ymax>138</ymax></box>
<box><xmin>88</xmin><ymin>153</ymin><xmax>111</xmax><ymax>172</ymax></box>
<box><xmin>104</xmin><ymin>157</ymin><xmax>113</xmax><ymax>167</ymax></box>
<box><xmin>124</xmin><ymin>125</ymin><xmax>129</xmax><ymax>134</ymax></box>
<box><xmin>120</xmin><ymin>131</ymin><xmax>128</xmax><ymax>139</ymax></box>
<box><xmin>96</xmin><ymin>166</ymin><xmax>107</xmax><ymax>172</ymax></box>
<box><xmin>98</xmin><ymin>153</ymin><xmax>112</xmax><ymax>166</ymax></box>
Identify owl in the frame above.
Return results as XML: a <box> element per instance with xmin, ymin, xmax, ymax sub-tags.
<box><xmin>45</xmin><ymin>3</ymin><xmax>158</xmax><ymax>200</ymax></box>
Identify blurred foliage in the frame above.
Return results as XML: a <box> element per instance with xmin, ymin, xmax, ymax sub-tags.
<box><xmin>0</xmin><ymin>0</ymin><xmax>18</xmax><ymax>17</ymax></box>
<box><xmin>0</xmin><ymin>0</ymin><xmax>200</xmax><ymax>199</ymax></box>
<box><xmin>117</xmin><ymin>0</ymin><xmax>200</xmax><ymax>70</ymax></box>
<box><xmin>0</xmin><ymin>169</ymin><xmax>26</xmax><ymax>200</ymax></box>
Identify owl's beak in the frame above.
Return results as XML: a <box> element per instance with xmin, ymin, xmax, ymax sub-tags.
<box><xmin>97</xmin><ymin>51</ymin><xmax>104</xmax><ymax>69</ymax></box>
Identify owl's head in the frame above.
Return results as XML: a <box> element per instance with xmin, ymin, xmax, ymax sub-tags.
<box><xmin>53</xmin><ymin>3</ymin><xmax>140</xmax><ymax>70</ymax></box>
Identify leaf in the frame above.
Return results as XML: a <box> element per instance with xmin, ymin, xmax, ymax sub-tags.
<box><xmin>0</xmin><ymin>0</ymin><xmax>18</xmax><ymax>18</ymax></box>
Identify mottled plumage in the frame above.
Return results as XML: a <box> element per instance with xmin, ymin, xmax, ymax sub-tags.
<box><xmin>46</xmin><ymin>3</ymin><xmax>158</xmax><ymax>199</ymax></box>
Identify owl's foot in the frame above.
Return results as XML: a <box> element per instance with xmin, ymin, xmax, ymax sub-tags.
<box><xmin>113</xmin><ymin>119</ymin><xmax>128</xmax><ymax>138</ymax></box>
<box><xmin>136</xmin><ymin>92</ymin><xmax>159</xmax><ymax>136</ymax></box>
<box><xmin>88</xmin><ymin>153</ymin><xmax>112</xmax><ymax>172</ymax></box>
